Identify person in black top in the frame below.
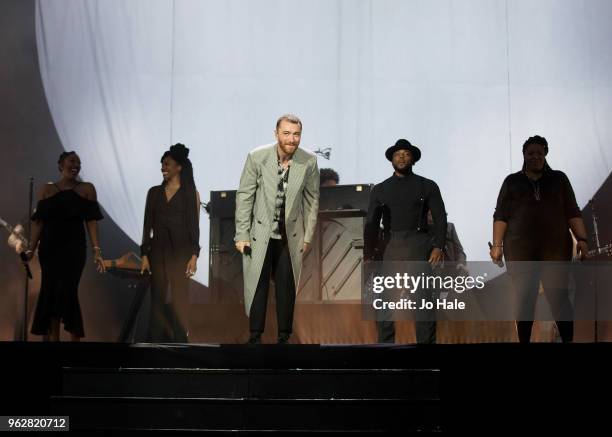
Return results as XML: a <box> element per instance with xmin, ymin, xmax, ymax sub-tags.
<box><xmin>490</xmin><ymin>135</ymin><xmax>589</xmax><ymax>343</ymax></box>
<box><xmin>364</xmin><ymin>139</ymin><xmax>447</xmax><ymax>344</ymax></box>
<box><xmin>27</xmin><ymin>151</ymin><xmax>105</xmax><ymax>341</ymax></box>
<box><xmin>320</xmin><ymin>168</ymin><xmax>340</xmax><ymax>187</ymax></box>
<box><xmin>141</xmin><ymin>144</ymin><xmax>201</xmax><ymax>342</ymax></box>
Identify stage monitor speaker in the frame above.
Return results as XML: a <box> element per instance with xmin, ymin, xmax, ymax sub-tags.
<box><xmin>209</xmin><ymin>191</ymin><xmax>244</xmax><ymax>303</ymax></box>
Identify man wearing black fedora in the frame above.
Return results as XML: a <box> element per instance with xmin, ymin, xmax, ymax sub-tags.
<box><xmin>364</xmin><ymin>139</ymin><xmax>447</xmax><ymax>344</ymax></box>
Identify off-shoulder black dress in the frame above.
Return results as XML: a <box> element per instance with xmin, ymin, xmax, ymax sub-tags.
<box><xmin>30</xmin><ymin>184</ymin><xmax>103</xmax><ymax>337</ymax></box>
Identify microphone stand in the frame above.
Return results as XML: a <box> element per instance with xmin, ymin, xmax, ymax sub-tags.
<box><xmin>23</xmin><ymin>177</ymin><xmax>33</xmax><ymax>341</ymax></box>
<box><xmin>591</xmin><ymin>199</ymin><xmax>598</xmax><ymax>343</ymax></box>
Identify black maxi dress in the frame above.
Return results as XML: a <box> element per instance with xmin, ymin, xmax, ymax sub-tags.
<box><xmin>30</xmin><ymin>184</ymin><xmax>103</xmax><ymax>337</ymax></box>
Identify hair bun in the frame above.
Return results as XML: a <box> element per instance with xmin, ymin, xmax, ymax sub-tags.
<box><xmin>170</xmin><ymin>143</ymin><xmax>189</xmax><ymax>158</ymax></box>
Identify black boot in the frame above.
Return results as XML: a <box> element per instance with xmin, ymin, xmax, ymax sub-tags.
<box><xmin>247</xmin><ymin>333</ymin><xmax>261</xmax><ymax>344</ymax></box>
<box><xmin>277</xmin><ymin>333</ymin><xmax>291</xmax><ymax>344</ymax></box>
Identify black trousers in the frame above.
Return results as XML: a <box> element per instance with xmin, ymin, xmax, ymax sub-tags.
<box><xmin>507</xmin><ymin>262</ymin><xmax>573</xmax><ymax>343</ymax></box>
<box><xmin>377</xmin><ymin>232</ymin><xmax>437</xmax><ymax>345</ymax></box>
<box><xmin>505</xmin><ymin>240</ymin><xmax>574</xmax><ymax>344</ymax></box>
<box><xmin>249</xmin><ymin>235</ymin><xmax>296</xmax><ymax>336</ymax></box>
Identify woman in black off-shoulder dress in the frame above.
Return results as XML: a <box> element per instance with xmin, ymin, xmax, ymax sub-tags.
<box><xmin>28</xmin><ymin>151</ymin><xmax>105</xmax><ymax>341</ymax></box>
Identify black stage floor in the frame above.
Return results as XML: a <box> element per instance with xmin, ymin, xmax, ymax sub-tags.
<box><xmin>1</xmin><ymin>342</ymin><xmax>610</xmax><ymax>434</ymax></box>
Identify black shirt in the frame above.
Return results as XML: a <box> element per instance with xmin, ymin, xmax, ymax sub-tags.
<box><xmin>364</xmin><ymin>170</ymin><xmax>447</xmax><ymax>260</ymax></box>
<box><xmin>493</xmin><ymin>169</ymin><xmax>581</xmax><ymax>260</ymax></box>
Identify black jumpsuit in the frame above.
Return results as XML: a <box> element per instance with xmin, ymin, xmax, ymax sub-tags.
<box><xmin>141</xmin><ymin>185</ymin><xmax>200</xmax><ymax>342</ymax></box>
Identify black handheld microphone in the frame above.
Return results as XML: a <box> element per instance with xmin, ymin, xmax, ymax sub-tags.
<box><xmin>243</xmin><ymin>245</ymin><xmax>252</xmax><ymax>256</ymax></box>
<box><xmin>488</xmin><ymin>242</ymin><xmax>504</xmax><ymax>268</ymax></box>
<box><xmin>19</xmin><ymin>252</ymin><xmax>33</xmax><ymax>279</ymax></box>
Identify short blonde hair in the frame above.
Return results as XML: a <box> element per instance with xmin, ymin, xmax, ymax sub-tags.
<box><xmin>276</xmin><ymin>114</ymin><xmax>302</xmax><ymax>131</ymax></box>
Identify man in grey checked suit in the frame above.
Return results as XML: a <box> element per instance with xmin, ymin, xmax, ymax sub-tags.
<box><xmin>235</xmin><ymin>114</ymin><xmax>320</xmax><ymax>344</ymax></box>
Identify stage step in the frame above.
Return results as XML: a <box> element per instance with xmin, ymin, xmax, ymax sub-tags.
<box><xmin>51</xmin><ymin>395</ymin><xmax>441</xmax><ymax>432</ymax></box>
<box><xmin>53</xmin><ymin>367</ymin><xmax>441</xmax><ymax>432</ymax></box>
<box><xmin>61</xmin><ymin>367</ymin><xmax>439</xmax><ymax>399</ymax></box>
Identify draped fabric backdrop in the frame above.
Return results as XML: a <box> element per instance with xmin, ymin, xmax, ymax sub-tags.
<box><xmin>35</xmin><ymin>0</ymin><xmax>612</xmax><ymax>286</ymax></box>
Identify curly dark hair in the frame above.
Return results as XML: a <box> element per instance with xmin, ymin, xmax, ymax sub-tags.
<box><xmin>521</xmin><ymin>135</ymin><xmax>551</xmax><ymax>172</ymax></box>
<box><xmin>161</xmin><ymin>143</ymin><xmax>195</xmax><ymax>186</ymax></box>
<box><xmin>319</xmin><ymin>168</ymin><xmax>339</xmax><ymax>185</ymax></box>
<box><xmin>522</xmin><ymin>135</ymin><xmax>549</xmax><ymax>155</ymax></box>
<box><xmin>160</xmin><ymin>143</ymin><xmax>199</xmax><ymax>247</ymax></box>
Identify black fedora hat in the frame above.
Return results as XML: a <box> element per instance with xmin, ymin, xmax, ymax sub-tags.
<box><xmin>385</xmin><ymin>139</ymin><xmax>421</xmax><ymax>163</ymax></box>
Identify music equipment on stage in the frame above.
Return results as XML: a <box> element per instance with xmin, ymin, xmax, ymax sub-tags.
<box><xmin>102</xmin><ymin>251</ymin><xmax>143</xmax><ymax>271</ymax></box>
<box><xmin>208</xmin><ymin>190</ymin><xmax>245</xmax><ymax>303</ymax></box>
<box><xmin>208</xmin><ymin>184</ymin><xmax>373</xmax><ymax>302</ymax></box>
<box><xmin>102</xmin><ymin>252</ymin><xmax>150</xmax><ymax>342</ymax></box>
<box><xmin>318</xmin><ymin>184</ymin><xmax>371</xmax><ymax>212</ymax></box>
<box><xmin>0</xmin><ymin>217</ymin><xmax>33</xmax><ymax>279</ymax></box>
<box><xmin>587</xmin><ymin>202</ymin><xmax>612</xmax><ymax>258</ymax></box>
<box><xmin>588</xmin><ymin>244</ymin><xmax>612</xmax><ymax>258</ymax></box>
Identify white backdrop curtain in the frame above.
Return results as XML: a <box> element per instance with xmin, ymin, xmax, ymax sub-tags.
<box><xmin>35</xmin><ymin>0</ymin><xmax>612</xmax><ymax>285</ymax></box>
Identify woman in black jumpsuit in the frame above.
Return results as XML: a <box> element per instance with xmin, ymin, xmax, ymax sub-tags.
<box><xmin>491</xmin><ymin>136</ymin><xmax>589</xmax><ymax>343</ymax></box>
<box><xmin>141</xmin><ymin>144</ymin><xmax>200</xmax><ymax>342</ymax></box>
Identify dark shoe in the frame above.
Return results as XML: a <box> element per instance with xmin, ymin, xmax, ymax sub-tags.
<box><xmin>277</xmin><ymin>333</ymin><xmax>291</xmax><ymax>344</ymax></box>
<box><xmin>247</xmin><ymin>333</ymin><xmax>261</xmax><ymax>344</ymax></box>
